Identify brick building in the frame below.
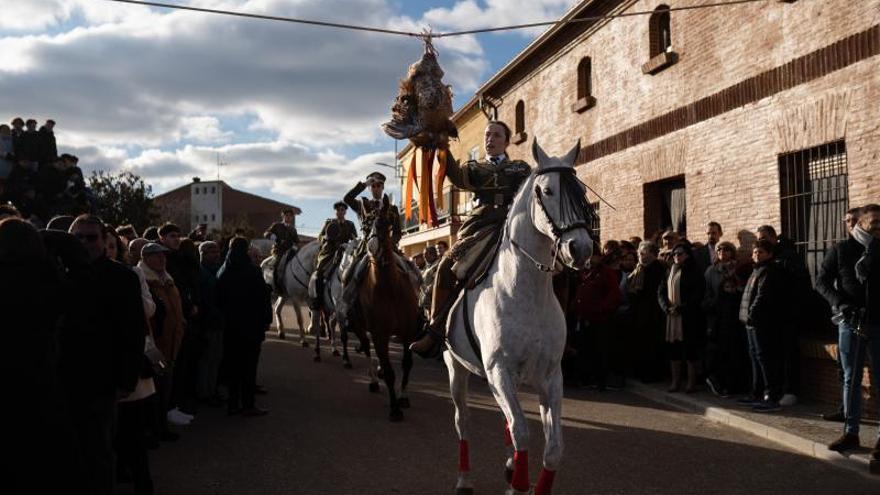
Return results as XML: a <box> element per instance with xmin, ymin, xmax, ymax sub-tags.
<box><xmin>402</xmin><ymin>0</ymin><xmax>879</xmax><ymax>411</ymax></box>
<box><xmin>153</xmin><ymin>177</ymin><xmax>302</xmax><ymax>238</ymax></box>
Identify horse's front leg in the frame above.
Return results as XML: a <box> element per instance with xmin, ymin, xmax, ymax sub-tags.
<box><xmin>374</xmin><ymin>339</ymin><xmax>401</xmax><ymax>422</ymax></box>
<box><xmin>308</xmin><ymin>309</ymin><xmax>322</xmax><ymax>362</ymax></box>
<box><xmin>534</xmin><ymin>368</ymin><xmax>564</xmax><ymax>495</ymax></box>
<box><xmin>486</xmin><ymin>366</ymin><xmax>531</xmax><ymax>495</ymax></box>
<box><xmin>273</xmin><ymin>296</ymin><xmax>286</xmax><ymax>339</ymax></box>
<box><xmin>328</xmin><ymin>314</ymin><xmax>341</xmax><ymax>357</ymax></box>
<box><xmin>340</xmin><ymin>324</ymin><xmax>352</xmax><ymax>369</ymax></box>
<box><xmin>292</xmin><ymin>301</ymin><xmax>309</xmax><ymax>348</ymax></box>
<box><xmin>444</xmin><ymin>351</ymin><xmax>473</xmax><ymax>495</ymax></box>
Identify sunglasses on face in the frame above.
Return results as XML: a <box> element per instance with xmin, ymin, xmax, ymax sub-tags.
<box><xmin>75</xmin><ymin>233</ymin><xmax>101</xmax><ymax>242</ymax></box>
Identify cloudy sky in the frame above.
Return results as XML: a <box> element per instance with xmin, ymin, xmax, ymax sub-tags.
<box><xmin>1</xmin><ymin>0</ymin><xmax>578</xmax><ymax>234</ymax></box>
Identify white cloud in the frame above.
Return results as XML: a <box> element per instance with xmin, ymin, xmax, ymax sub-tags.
<box><xmin>421</xmin><ymin>0</ymin><xmax>578</xmax><ymax>37</ymax></box>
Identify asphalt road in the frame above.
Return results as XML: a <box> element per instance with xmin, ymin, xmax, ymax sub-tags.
<box><xmin>143</xmin><ymin>336</ymin><xmax>879</xmax><ymax>495</ymax></box>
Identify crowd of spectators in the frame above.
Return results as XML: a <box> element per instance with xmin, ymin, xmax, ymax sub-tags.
<box><xmin>408</xmin><ymin>209</ymin><xmax>879</xmax><ymax>459</ymax></box>
<box><xmin>0</xmin><ymin>118</ymin><xmax>92</xmax><ymax>225</ymax></box>
<box><xmin>2</xmin><ymin>206</ymin><xmax>273</xmax><ymax>494</ymax></box>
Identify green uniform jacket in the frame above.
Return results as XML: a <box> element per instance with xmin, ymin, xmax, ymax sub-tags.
<box><xmin>343</xmin><ymin>182</ymin><xmax>402</xmax><ymax>255</ymax></box>
<box><xmin>315</xmin><ymin>218</ymin><xmax>358</xmax><ymax>275</ymax></box>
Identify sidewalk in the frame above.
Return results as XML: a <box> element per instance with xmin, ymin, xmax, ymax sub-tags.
<box><xmin>627</xmin><ymin>381</ymin><xmax>879</xmax><ymax>476</ymax></box>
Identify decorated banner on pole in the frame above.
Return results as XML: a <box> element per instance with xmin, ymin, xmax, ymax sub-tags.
<box><xmin>383</xmin><ymin>33</ymin><xmax>457</xmax><ymax>227</ymax></box>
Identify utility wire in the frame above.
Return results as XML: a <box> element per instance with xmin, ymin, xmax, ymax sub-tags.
<box><xmin>103</xmin><ymin>0</ymin><xmax>768</xmax><ymax>38</ymax></box>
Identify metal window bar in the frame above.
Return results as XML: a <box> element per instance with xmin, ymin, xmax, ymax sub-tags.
<box><xmin>589</xmin><ymin>201</ymin><xmax>601</xmax><ymax>243</ymax></box>
<box><xmin>778</xmin><ymin>140</ymin><xmax>848</xmax><ymax>285</ymax></box>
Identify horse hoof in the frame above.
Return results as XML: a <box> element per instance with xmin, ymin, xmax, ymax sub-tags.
<box><xmin>301</xmin><ymin>341</ymin><xmax>309</xmax><ymax>348</ymax></box>
<box><xmin>313</xmin><ymin>355</ymin><xmax>321</xmax><ymax>363</ymax></box>
<box><xmin>343</xmin><ymin>361</ymin><xmax>353</xmax><ymax>370</ymax></box>
<box><xmin>332</xmin><ymin>349</ymin><xmax>341</xmax><ymax>357</ymax></box>
<box><xmin>389</xmin><ymin>409</ymin><xmax>404</xmax><ymax>422</ymax></box>
<box><xmin>455</xmin><ymin>487</ymin><xmax>474</xmax><ymax>495</ymax></box>
<box><xmin>368</xmin><ymin>382</ymin><xmax>380</xmax><ymax>393</ymax></box>
<box><xmin>397</xmin><ymin>397</ymin><xmax>410</xmax><ymax>409</ymax></box>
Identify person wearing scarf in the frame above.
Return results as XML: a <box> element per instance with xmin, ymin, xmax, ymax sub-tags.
<box><xmin>629</xmin><ymin>241</ymin><xmax>668</xmax><ymax>382</ymax></box>
<box><xmin>217</xmin><ymin>237</ymin><xmax>273</xmax><ymax>417</ymax></box>
<box><xmin>657</xmin><ymin>241</ymin><xmax>705</xmax><ymax>393</ymax></box>
<box><xmin>820</xmin><ymin>204</ymin><xmax>880</xmax><ymax>458</ymax></box>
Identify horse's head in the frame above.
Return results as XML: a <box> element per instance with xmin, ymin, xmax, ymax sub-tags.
<box><xmin>366</xmin><ymin>195</ymin><xmax>394</xmax><ymax>263</ymax></box>
<box><xmin>529</xmin><ymin>139</ymin><xmax>595</xmax><ymax>269</ymax></box>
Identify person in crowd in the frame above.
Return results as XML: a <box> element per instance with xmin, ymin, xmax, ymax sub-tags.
<box><xmin>63</xmin><ymin>214</ymin><xmax>146</xmax><ymax>494</ymax></box>
<box><xmin>702</xmin><ymin>240</ymin><xmax>749</xmax><ymax>397</ymax></box>
<box><xmin>197</xmin><ymin>241</ymin><xmax>225</xmax><ymax>406</ymax></box>
<box><xmin>116</xmin><ymin>237</ymin><xmax>157</xmax><ymax>495</ymax></box>
<box><xmin>10</xmin><ymin>117</ymin><xmax>25</xmax><ymax>152</ymax></box>
<box><xmin>658</xmin><ymin>240</ymin><xmax>705</xmax><ymax>393</ymax></box>
<box><xmin>739</xmin><ymin>239</ymin><xmax>785</xmax><ymax>412</ymax></box>
<box><xmin>817</xmin><ymin>207</ymin><xmax>861</xmax><ymax>422</ymax></box>
<box><xmin>628</xmin><ymin>241</ymin><xmax>668</xmax><ymax>382</ymax></box>
<box><xmin>143</xmin><ymin>226</ymin><xmax>159</xmax><ymax>241</ymax></box>
<box><xmin>658</xmin><ymin>230</ymin><xmax>680</xmax><ymax>264</ymax></box>
<box><xmin>818</xmin><ymin>204</ymin><xmax>880</xmax><ymax>458</ymax></box>
<box><xmin>19</xmin><ymin>119</ymin><xmax>41</xmax><ymax>167</ymax></box>
<box><xmin>175</xmin><ymin>236</ymin><xmax>204</xmax><ymax>414</ymax></box>
<box><xmin>188</xmin><ymin>223</ymin><xmax>208</xmax><ymax>242</ymax></box>
<box><xmin>694</xmin><ymin>221</ymin><xmax>723</xmax><ymax>273</ymax></box>
<box><xmin>1</xmin><ymin>218</ymin><xmax>81</xmax><ymax>493</ymax></box>
<box><xmin>436</xmin><ymin>240</ymin><xmax>448</xmax><ymax>258</ymax></box>
<box><xmin>139</xmin><ymin>242</ymin><xmax>190</xmax><ymax>431</ymax></box>
<box><xmin>420</xmin><ymin>245</ymin><xmax>440</xmax><ymax>316</ymax></box>
<box><xmin>756</xmin><ymin>224</ymin><xmax>810</xmax><ymax>406</ymax></box>
<box><xmin>117</xmin><ymin>224</ymin><xmax>139</xmax><ymax>243</ymax></box>
<box><xmin>0</xmin><ymin>124</ymin><xmax>14</xmax><ymax>179</ymax></box>
<box><xmin>628</xmin><ymin>236</ymin><xmax>643</xmax><ymax>247</ymax></box>
<box><xmin>0</xmin><ymin>203</ymin><xmax>20</xmax><ymax>220</ymax></box>
<box><xmin>574</xmin><ymin>250</ymin><xmax>621</xmax><ymax>390</ymax></box>
<box><xmin>217</xmin><ymin>237</ymin><xmax>273</xmax><ymax>417</ymax></box>
<box><xmin>104</xmin><ymin>227</ymin><xmax>128</xmax><ymax>264</ymax></box>
<box><xmin>412</xmin><ymin>251</ymin><xmax>426</xmax><ymax>270</ymax></box>
<box><xmin>38</xmin><ymin>119</ymin><xmax>57</xmax><ymax>166</ymax></box>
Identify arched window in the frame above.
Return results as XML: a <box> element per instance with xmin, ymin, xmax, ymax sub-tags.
<box><xmin>649</xmin><ymin>5</ymin><xmax>672</xmax><ymax>58</ymax></box>
<box><xmin>577</xmin><ymin>57</ymin><xmax>592</xmax><ymax>100</ymax></box>
<box><xmin>515</xmin><ymin>100</ymin><xmax>525</xmax><ymax>135</ymax></box>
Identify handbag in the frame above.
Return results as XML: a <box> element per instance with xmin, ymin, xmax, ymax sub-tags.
<box><xmin>143</xmin><ymin>335</ymin><xmax>167</xmax><ymax>378</ymax></box>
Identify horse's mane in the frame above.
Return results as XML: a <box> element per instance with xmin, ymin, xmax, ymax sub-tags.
<box><xmin>504</xmin><ymin>170</ymin><xmax>539</xmax><ymax>235</ymax></box>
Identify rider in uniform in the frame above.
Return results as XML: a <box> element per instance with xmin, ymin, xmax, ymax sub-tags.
<box><xmin>264</xmin><ymin>208</ymin><xmax>300</xmax><ymax>293</ymax></box>
<box><xmin>410</xmin><ymin>121</ymin><xmax>531</xmax><ymax>357</ymax></box>
<box><xmin>309</xmin><ymin>201</ymin><xmax>358</xmax><ymax>310</ymax></box>
<box><xmin>338</xmin><ymin>171</ymin><xmax>403</xmax><ymax>326</ymax></box>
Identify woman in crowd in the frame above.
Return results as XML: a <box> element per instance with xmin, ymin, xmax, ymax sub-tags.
<box><xmin>658</xmin><ymin>240</ymin><xmax>705</xmax><ymax>393</ymax></box>
<box><xmin>628</xmin><ymin>241</ymin><xmax>668</xmax><ymax>382</ymax></box>
<box><xmin>217</xmin><ymin>237</ymin><xmax>273</xmax><ymax>416</ymax></box>
<box><xmin>702</xmin><ymin>241</ymin><xmax>750</xmax><ymax>396</ymax></box>
<box><xmin>574</xmin><ymin>250</ymin><xmax>621</xmax><ymax>390</ymax></box>
<box><xmin>658</xmin><ymin>230</ymin><xmax>680</xmax><ymax>265</ymax></box>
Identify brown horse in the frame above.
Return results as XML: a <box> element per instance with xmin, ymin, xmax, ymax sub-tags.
<box><xmin>350</xmin><ymin>196</ymin><xmax>420</xmax><ymax>422</ymax></box>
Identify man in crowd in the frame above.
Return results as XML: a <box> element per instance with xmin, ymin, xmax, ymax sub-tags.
<box><xmin>197</xmin><ymin>241</ymin><xmax>225</xmax><ymax>406</ymax></box>
<box><xmin>410</xmin><ymin>121</ymin><xmax>531</xmax><ymax>356</ymax></box>
<box><xmin>817</xmin><ymin>207</ymin><xmax>862</xmax><ymax>422</ymax></box>
<box><xmin>412</xmin><ymin>251</ymin><xmax>426</xmax><ymax>270</ymax></box>
<box><xmin>436</xmin><ymin>240</ymin><xmax>448</xmax><ymax>259</ymax></box>
<box><xmin>310</xmin><ymin>201</ymin><xmax>357</xmax><ymax>311</ymax></box>
<box><xmin>64</xmin><ymin>214</ymin><xmax>146</xmax><ymax>493</ymax></box>
<box><xmin>819</xmin><ymin>204</ymin><xmax>880</xmax><ymax>459</ymax></box>
<box><xmin>419</xmin><ymin>245</ymin><xmax>440</xmax><ymax>316</ymax></box>
<box><xmin>38</xmin><ymin>119</ymin><xmax>57</xmax><ymax>166</ymax></box>
<box><xmin>694</xmin><ymin>221</ymin><xmax>722</xmax><ymax>273</ymax></box>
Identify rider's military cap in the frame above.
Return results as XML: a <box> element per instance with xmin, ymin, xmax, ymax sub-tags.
<box><xmin>333</xmin><ymin>201</ymin><xmax>347</xmax><ymax>210</ymax></box>
<box><xmin>366</xmin><ymin>171</ymin><xmax>386</xmax><ymax>184</ymax></box>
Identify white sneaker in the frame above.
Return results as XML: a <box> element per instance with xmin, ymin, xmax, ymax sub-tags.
<box><xmin>779</xmin><ymin>394</ymin><xmax>798</xmax><ymax>407</ymax></box>
<box><xmin>167</xmin><ymin>409</ymin><xmax>192</xmax><ymax>426</ymax></box>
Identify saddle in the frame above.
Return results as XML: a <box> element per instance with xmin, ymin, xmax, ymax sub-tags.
<box><xmin>451</xmin><ymin>229</ymin><xmax>504</xmax><ymax>290</ymax></box>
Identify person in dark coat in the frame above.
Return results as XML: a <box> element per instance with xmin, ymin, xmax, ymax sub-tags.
<box><xmin>217</xmin><ymin>237</ymin><xmax>273</xmax><ymax>416</ymax></box>
<box><xmin>819</xmin><ymin>204</ymin><xmax>880</xmax><ymax>457</ymax></box>
<box><xmin>38</xmin><ymin>120</ymin><xmax>58</xmax><ymax>165</ymax></box>
<box><xmin>739</xmin><ymin>239</ymin><xmax>785</xmax><ymax>412</ymax></box>
<box><xmin>63</xmin><ymin>214</ymin><xmax>147</xmax><ymax>494</ymax></box>
<box><xmin>658</xmin><ymin>240</ymin><xmax>705</xmax><ymax>393</ymax></box>
<box><xmin>0</xmin><ymin>218</ymin><xmax>81</xmax><ymax>493</ymax></box>
<box><xmin>628</xmin><ymin>241</ymin><xmax>668</xmax><ymax>382</ymax></box>
<box><xmin>196</xmin><ymin>241</ymin><xmax>225</xmax><ymax>405</ymax></box>
<box><xmin>573</xmin><ymin>251</ymin><xmax>621</xmax><ymax>390</ymax></box>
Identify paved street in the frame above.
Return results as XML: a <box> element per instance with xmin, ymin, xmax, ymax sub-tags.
<box><xmin>144</xmin><ymin>334</ymin><xmax>879</xmax><ymax>495</ymax></box>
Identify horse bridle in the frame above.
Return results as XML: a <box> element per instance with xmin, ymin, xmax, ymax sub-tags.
<box><xmin>509</xmin><ymin>167</ymin><xmax>592</xmax><ymax>273</ymax></box>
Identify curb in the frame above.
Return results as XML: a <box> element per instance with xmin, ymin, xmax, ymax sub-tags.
<box><xmin>626</xmin><ymin>382</ymin><xmax>878</xmax><ymax>477</ymax></box>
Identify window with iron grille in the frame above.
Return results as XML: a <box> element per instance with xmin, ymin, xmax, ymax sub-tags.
<box><xmin>778</xmin><ymin>139</ymin><xmax>849</xmax><ymax>284</ymax></box>
<box><xmin>589</xmin><ymin>201</ymin><xmax>600</xmax><ymax>243</ymax></box>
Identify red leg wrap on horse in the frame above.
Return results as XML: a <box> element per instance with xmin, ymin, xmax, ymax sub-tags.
<box><xmin>504</xmin><ymin>423</ymin><xmax>512</xmax><ymax>446</ymax></box>
<box><xmin>511</xmin><ymin>450</ymin><xmax>529</xmax><ymax>492</ymax></box>
<box><xmin>535</xmin><ymin>468</ymin><xmax>556</xmax><ymax>495</ymax></box>
<box><xmin>458</xmin><ymin>440</ymin><xmax>470</xmax><ymax>472</ymax></box>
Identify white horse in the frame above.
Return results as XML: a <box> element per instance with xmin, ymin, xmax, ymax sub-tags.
<box><xmin>444</xmin><ymin>139</ymin><xmax>593</xmax><ymax>495</ymax></box>
<box><xmin>309</xmin><ymin>241</ymin><xmax>356</xmax><ymax>364</ymax></box>
<box><xmin>262</xmin><ymin>240</ymin><xmax>319</xmax><ymax>347</ymax></box>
